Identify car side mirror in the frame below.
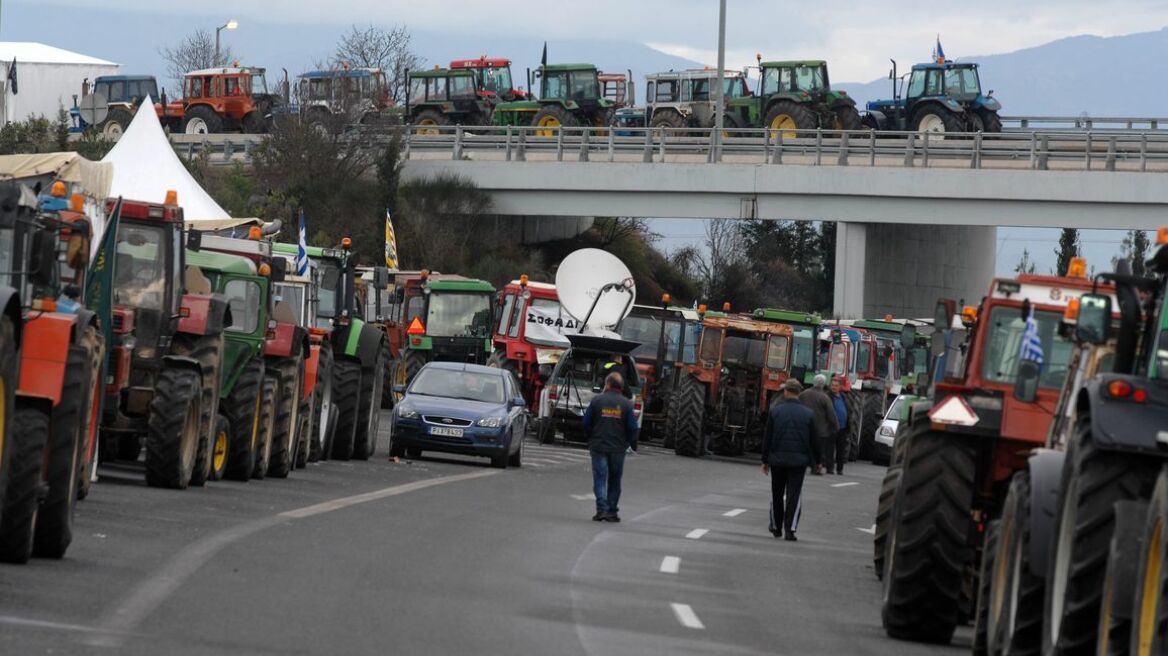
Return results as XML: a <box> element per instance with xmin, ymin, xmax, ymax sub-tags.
<box><xmin>29</xmin><ymin>230</ymin><xmax>55</xmax><ymax>287</ymax></box>
<box><xmin>537</xmin><ymin>364</ymin><xmax>553</xmax><ymax>383</ymax></box>
<box><xmin>186</xmin><ymin>229</ymin><xmax>202</xmax><ymax>252</ymax></box>
<box><xmin>511</xmin><ymin>396</ymin><xmax>526</xmax><ymax>408</ymax></box>
<box><xmin>392</xmin><ymin>383</ymin><xmax>406</xmax><ymax>394</ymax></box>
<box><xmin>1075</xmin><ymin>293</ymin><xmax>1111</xmax><ymax>345</ymax></box>
<box><xmin>1013</xmin><ymin>359</ymin><xmax>1041</xmax><ymax>403</ymax></box>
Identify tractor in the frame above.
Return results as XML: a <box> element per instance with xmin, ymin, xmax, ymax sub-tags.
<box><xmin>492</xmin><ymin>63</ymin><xmax>616</xmax><ymax>135</ymax></box>
<box><xmin>100</xmin><ymin>195</ymin><xmax>230</xmax><ymax>492</ymax></box>
<box><xmin>818</xmin><ymin>325</ymin><xmax>895</xmax><ymax>461</ymax></box>
<box><xmin>0</xmin><ymin>161</ymin><xmax>106</xmax><ymax>563</ymax></box>
<box><xmin>599</xmin><ymin>70</ymin><xmax>635</xmax><ymax>110</ymax></box>
<box><xmin>164</xmin><ymin>66</ymin><xmax>284</xmax><ymax>135</ymax></box>
<box><xmin>877</xmin><ymin>258</ymin><xmax>1107</xmax><ymax>645</ymax></box>
<box><xmin>666</xmin><ymin>307</ymin><xmax>795</xmax><ymax>457</ymax></box>
<box><xmin>862</xmin><ymin>59</ymin><xmax>1002</xmax><ymax>137</ymax></box>
<box><xmin>297</xmin><ymin>67</ymin><xmax>393</xmax><ymax>127</ymax></box>
<box><xmin>406</xmin><ymin>67</ymin><xmax>493</xmax><ymax>131</ymax></box>
<box><xmin>645</xmin><ymin>69</ymin><xmax>751</xmax><ymax>132</ymax></box>
<box><xmin>450</xmin><ymin>56</ymin><xmax>528</xmax><ymax>102</ymax></box>
<box><xmin>193</xmin><ymin>232</ymin><xmax>306</xmax><ymax>479</ymax></box>
<box><xmin>752</xmin><ymin>308</ymin><xmax>822</xmax><ymax>385</ymax></box>
<box><xmin>723</xmin><ymin>59</ymin><xmax>860</xmax><ymax>137</ymax></box>
<box><xmin>617</xmin><ymin>299</ymin><xmax>702</xmax><ymax>445</ymax></box>
<box><xmin>486</xmin><ymin>276</ymin><xmax>568</xmax><ymax>414</ymax></box>
<box><xmin>70</xmin><ymin>74</ymin><xmax>161</xmax><ymax>137</ymax></box>
<box><xmin>273</xmin><ymin>240</ymin><xmax>389</xmax><ymax>462</ymax></box>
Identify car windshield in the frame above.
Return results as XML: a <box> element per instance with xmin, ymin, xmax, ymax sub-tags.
<box><xmin>981</xmin><ymin>306</ymin><xmax>1074</xmax><ymax>389</ymax></box>
<box><xmin>793</xmin><ymin>65</ymin><xmax>826</xmax><ymax>91</ymax></box>
<box><xmin>114</xmin><ymin>223</ymin><xmax>168</xmax><ymax>310</ymax></box>
<box><xmin>316</xmin><ymin>261</ymin><xmax>340</xmax><ymax>319</ymax></box>
<box><xmin>480</xmin><ymin>67</ymin><xmax>513</xmax><ymax>95</ymax></box>
<box><xmin>619</xmin><ymin>315</ymin><xmax>682</xmax><ymax>361</ymax></box>
<box><xmin>885</xmin><ymin>396</ymin><xmax>904</xmax><ymax>421</ymax></box>
<box><xmin>410</xmin><ymin>368</ymin><xmax>504</xmax><ymax>404</ymax></box>
<box><xmin>723</xmin><ymin>333</ymin><xmax>766</xmax><ymax>369</ymax></box>
<box><xmin>943</xmin><ymin>67</ymin><xmax>980</xmax><ymax>98</ymax></box>
<box><xmin>427</xmin><ymin>292</ymin><xmax>492</xmax><ymax>337</ymax></box>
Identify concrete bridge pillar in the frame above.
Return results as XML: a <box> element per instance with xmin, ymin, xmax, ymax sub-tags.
<box><xmin>833</xmin><ymin>222</ymin><xmax>996</xmax><ymax>320</ymax></box>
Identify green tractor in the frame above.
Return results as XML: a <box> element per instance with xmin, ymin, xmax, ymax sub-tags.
<box><xmin>406</xmin><ymin>67</ymin><xmax>494</xmax><ymax>131</ymax></box>
<box><xmin>724</xmin><ymin>59</ymin><xmax>861</xmax><ymax>137</ymax></box>
<box><xmin>752</xmin><ymin>308</ymin><xmax>823</xmax><ymax>385</ymax></box>
<box><xmin>493</xmin><ymin>63</ymin><xmax>615</xmax><ymax>135</ymax></box>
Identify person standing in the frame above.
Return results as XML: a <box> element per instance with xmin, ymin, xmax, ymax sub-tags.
<box><xmin>799</xmin><ymin>374</ymin><xmax>839</xmax><ymax>475</ymax></box>
<box><xmin>582</xmin><ymin>372</ymin><xmax>639</xmax><ymax>523</ymax></box>
<box><xmin>829</xmin><ymin>377</ymin><xmax>849</xmax><ymax>475</ymax></box>
<box><xmin>762</xmin><ymin>379</ymin><xmax>822</xmax><ymax>541</ymax></box>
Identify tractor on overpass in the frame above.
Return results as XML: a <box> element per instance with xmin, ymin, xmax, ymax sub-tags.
<box><xmin>493</xmin><ymin>63</ymin><xmax>616</xmax><ymax>136</ymax></box>
<box><xmin>450</xmin><ymin>56</ymin><xmax>529</xmax><ymax>102</ymax></box>
<box><xmin>644</xmin><ymin>69</ymin><xmax>751</xmax><ymax>132</ymax></box>
<box><xmin>406</xmin><ymin>67</ymin><xmax>493</xmax><ymax>131</ymax></box>
<box><xmin>862</xmin><ymin>59</ymin><xmax>1002</xmax><ymax>137</ymax></box>
<box><xmin>723</xmin><ymin>58</ymin><xmax>861</xmax><ymax>137</ymax></box>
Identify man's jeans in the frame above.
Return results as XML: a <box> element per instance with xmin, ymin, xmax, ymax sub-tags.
<box><xmin>591</xmin><ymin>451</ymin><xmax>626</xmax><ymax>514</ymax></box>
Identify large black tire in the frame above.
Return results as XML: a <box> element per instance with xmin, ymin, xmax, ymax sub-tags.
<box><xmin>242</xmin><ymin>110</ymin><xmax>269</xmax><ymax>134</ymax></box>
<box><xmin>100</xmin><ymin>107</ymin><xmax>134</xmax><ymax>138</ymax></box>
<box><xmin>832</xmin><ymin>105</ymin><xmax>863</xmax><ymax>131</ymax></box>
<box><xmin>1132</xmin><ymin>470</ymin><xmax>1168</xmax><ymax>654</ymax></box>
<box><xmin>144</xmin><ymin>367</ymin><xmax>202</xmax><ymax>489</ymax></box>
<box><xmin>874</xmin><ymin>465</ymin><xmax>902</xmax><ymax>581</ymax></box>
<box><xmin>252</xmin><ymin>377</ymin><xmax>277</xmax><ymax>479</ymax></box>
<box><xmin>0</xmin><ymin>317</ymin><xmax>14</xmax><ymax>521</ymax></box>
<box><xmin>413</xmin><ymin>108</ymin><xmax>450</xmax><ymax>132</ymax></box>
<box><xmin>980</xmin><ymin>110</ymin><xmax>1003</xmax><ymax>134</ymax></box>
<box><xmin>175</xmin><ymin>334</ymin><xmax>224</xmax><ymax>488</ymax></box>
<box><xmin>1043</xmin><ymin>417</ymin><xmax>1157</xmax><ymax>655</ymax></box>
<box><xmin>844</xmin><ymin>392</ymin><xmax>863</xmax><ymax>461</ymax></box>
<box><xmin>649</xmin><ymin>109</ymin><xmax>687</xmax><ymax>131</ymax></box>
<box><xmin>208</xmin><ymin>415</ymin><xmax>229</xmax><ymax>481</ymax></box>
<box><xmin>857</xmin><ymin>391</ymin><xmax>882</xmax><ymax>461</ymax></box>
<box><xmin>668</xmin><ymin>376</ymin><xmax>705</xmax><ymax>458</ymax></box>
<box><xmin>309</xmin><ymin>342</ymin><xmax>335</xmax><ymax>462</ymax></box>
<box><xmin>911</xmin><ymin>106</ymin><xmax>964</xmax><ymax>137</ymax></box>
<box><xmin>224</xmin><ymin>359</ymin><xmax>264</xmax><ymax>482</ymax></box>
<box><xmin>881</xmin><ymin>428</ymin><xmax>976</xmax><ymax>644</ymax></box>
<box><xmin>764</xmin><ymin>100</ymin><xmax>817</xmax><ymax>136</ymax></box>
<box><xmin>32</xmin><ymin>343</ymin><xmax>89</xmax><ymax>558</ymax></box>
<box><xmin>0</xmin><ymin>406</ymin><xmax>49</xmax><ymax>563</ymax></box>
<box><xmin>1097</xmin><ymin>500</ymin><xmax>1149</xmax><ymax>656</ymax></box>
<box><xmin>352</xmin><ymin>341</ymin><xmax>388</xmax><ymax>461</ymax></box>
<box><xmin>76</xmin><ymin>323</ymin><xmax>104</xmax><ymax>500</ymax></box>
<box><xmin>329</xmin><ymin>358</ymin><xmax>363</xmax><ymax>460</ymax></box>
<box><xmin>972</xmin><ymin>520</ymin><xmax>1000</xmax><ymax>656</ymax></box>
<box><xmin>992</xmin><ymin>471</ymin><xmax>1044</xmax><ymax>656</ymax></box>
<box><xmin>183</xmin><ymin>104</ymin><xmax>223</xmax><ymax>135</ymax></box>
<box><xmin>531</xmin><ymin>104</ymin><xmax>578</xmax><ymax>135</ymax></box>
<box><xmin>266</xmin><ymin>356</ymin><xmax>303</xmax><ymax>478</ymax></box>
<box><xmin>293</xmin><ymin>396</ymin><xmax>311</xmax><ymax>470</ymax></box>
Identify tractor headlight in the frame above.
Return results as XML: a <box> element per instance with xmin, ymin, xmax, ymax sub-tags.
<box><xmin>476</xmin><ymin>416</ymin><xmax>504</xmax><ymax>428</ymax></box>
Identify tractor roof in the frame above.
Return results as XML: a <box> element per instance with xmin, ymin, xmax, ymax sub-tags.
<box><xmin>541</xmin><ymin>63</ymin><xmax>598</xmax><ymax>73</ymax></box>
<box><xmin>451</xmin><ymin>58</ymin><xmax>512</xmax><ymax>68</ymax></box>
<box><xmin>761</xmin><ymin>60</ymin><xmax>826</xmax><ymax>68</ymax></box>
<box><xmin>95</xmin><ymin>74</ymin><xmax>157</xmax><ymax>83</ymax></box>
<box><xmin>410</xmin><ymin>67</ymin><xmax>474</xmax><ymax>79</ymax></box>
<box><xmin>506</xmin><ymin>279</ymin><xmax>558</xmax><ymax>294</ymax></box>
<box><xmin>647</xmin><ymin>69</ymin><xmax>745</xmax><ymax>81</ymax></box>
<box><xmin>753</xmin><ymin>308</ymin><xmax>823</xmax><ymax>326</ymax></box>
<box><xmin>428</xmin><ymin>278</ymin><xmax>495</xmax><ymax>293</ymax></box>
<box><xmin>186</xmin><ymin>248</ymin><xmax>258</xmax><ymax>276</ymax></box>
<box><xmin>851</xmin><ymin>319</ymin><xmax>903</xmax><ymax>335</ymax></box>
<box><xmin>186</xmin><ymin>66</ymin><xmax>265</xmax><ymax>77</ymax></box>
<box><xmin>299</xmin><ymin>68</ymin><xmax>382</xmax><ymax>79</ymax></box>
<box><xmin>911</xmin><ymin>61</ymin><xmax>978</xmax><ymax>71</ymax></box>
<box><xmin>703</xmin><ymin>313</ymin><xmax>794</xmax><ymax>336</ymax></box>
<box><xmin>273</xmin><ymin>242</ymin><xmax>345</xmax><ymax>261</ymax></box>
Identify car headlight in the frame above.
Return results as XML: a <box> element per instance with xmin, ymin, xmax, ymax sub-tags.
<box><xmin>879</xmin><ymin>425</ymin><xmax>895</xmax><ymax>437</ymax></box>
<box><xmin>397</xmin><ymin>406</ymin><xmax>419</xmax><ymax>419</ymax></box>
<box><xmin>476</xmin><ymin>416</ymin><xmax>504</xmax><ymax>428</ymax></box>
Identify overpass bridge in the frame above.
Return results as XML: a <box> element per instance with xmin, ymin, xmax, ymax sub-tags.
<box><xmin>396</xmin><ymin>125</ymin><xmax>1168</xmax><ymax>319</ymax></box>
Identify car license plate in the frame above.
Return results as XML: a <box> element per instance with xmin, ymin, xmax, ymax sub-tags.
<box><xmin>429</xmin><ymin>426</ymin><xmax>464</xmax><ymax>438</ymax></box>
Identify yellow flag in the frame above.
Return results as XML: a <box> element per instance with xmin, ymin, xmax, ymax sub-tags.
<box><xmin>384</xmin><ymin>209</ymin><xmax>398</xmax><ymax>269</ymax></box>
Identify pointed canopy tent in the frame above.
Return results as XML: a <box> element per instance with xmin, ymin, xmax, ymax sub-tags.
<box><xmin>102</xmin><ymin>99</ymin><xmax>236</xmax><ymax>224</ymax></box>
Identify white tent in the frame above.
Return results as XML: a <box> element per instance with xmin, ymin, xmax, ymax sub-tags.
<box><xmin>0</xmin><ymin>42</ymin><xmax>119</xmax><ymax>124</ymax></box>
<box><xmin>102</xmin><ymin>99</ymin><xmax>234</xmax><ymax>224</ymax></box>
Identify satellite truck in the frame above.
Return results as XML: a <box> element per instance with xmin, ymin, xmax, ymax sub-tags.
<box><xmin>535</xmin><ymin>249</ymin><xmax>644</xmax><ymax>445</ymax></box>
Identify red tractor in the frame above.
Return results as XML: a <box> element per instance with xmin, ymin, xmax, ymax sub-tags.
<box><xmin>486</xmin><ymin>276</ymin><xmax>568</xmax><ymax>414</ymax></box>
<box><xmin>450</xmin><ymin>56</ymin><xmax>529</xmax><ymax>102</ymax></box>
<box><xmin>599</xmin><ymin>71</ymin><xmax>635</xmax><ymax>109</ymax></box>
<box><xmin>877</xmin><ymin>258</ymin><xmax>1107</xmax><ymax>644</ymax></box>
<box><xmin>617</xmin><ymin>298</ymin><xmax>702</xmax><ymax>445</ymax></box>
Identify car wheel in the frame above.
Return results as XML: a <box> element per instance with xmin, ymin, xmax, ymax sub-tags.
<box><xmin>508</xmin><ymin>431</ymin><xmax>523</xmax><ymax>468</ymax></box>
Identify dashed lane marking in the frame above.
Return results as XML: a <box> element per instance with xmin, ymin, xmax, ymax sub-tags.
<box><xmin>570</xmin><ymin>493</ymin><xmax>596</xmax><ymax>501</ymax></box>
<box><xmin>857</xmin><ymin>524</ymin><xmax>877</xmax><ymax>535</ymax></box>
<box><xmin>831</xmin><ymin>481</ymin><xmax>859</xmax><ymax>488</ymax></box>
<box><xmin>280</xmin><ymin>470</ymin><xmax>499</xmax><ymax>519</ymax></box>
<box><xmin>660</xmin><ymin>556</ymin><xmax>681</xmax><ymax>574</ymax></box>
<box><xmin>671</xmin><ymin>603</ymin><xmax>705</xmax><ymax>630</ymax></box>
<box><xmin>685</xmin><ymin>529</ymin><xmax>709</xmax><ymax>539</ymax></box>
<box><xmin>722</xmin><ymin>508</ymin><xmax>747</xmax><ymax>517</ymax></box>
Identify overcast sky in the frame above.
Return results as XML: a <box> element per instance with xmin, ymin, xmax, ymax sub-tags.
<box><xmin>32</xmin><ymin>0</ymin><xmax>1168</xmax><ymax>81</ymax></box>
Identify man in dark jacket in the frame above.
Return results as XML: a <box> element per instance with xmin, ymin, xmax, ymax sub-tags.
<box><xmin>762</xmin><ymin>379</ymin><xmax>821</xmax><ymax>541</ymax></box>
<box><xmin>829</xmin><ymin>376</ymin><xmax>849</xmax><ymax>475</ymax></box>
<box><xmin>799</xmin><ymin>374</ymin><xmax>839</xmax><ymax>475</ymax></box>
<box><xmin>582</xmin><ymin>372</ymin><xmax>639</xmax><ymax>522</ymax></box>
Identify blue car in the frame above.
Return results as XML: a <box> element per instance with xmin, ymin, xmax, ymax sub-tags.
<box><xmin>388</xmin><ymin>362</ymin><xmax>528</xmax><ymax>468</ymax></box>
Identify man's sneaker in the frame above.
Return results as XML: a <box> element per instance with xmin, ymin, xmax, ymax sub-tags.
<box><xmin>603</xmin><ymin>512</ymin><xmax>621</xmax><ymax>523</ymax></box>
<box><xmin>784</xmin><ymin>533</ymin><xmax>797</xmax><ymax>541</ymax></box>
<box><xmin>592</xmin><ymin>512</ymin><xmax>606</xmax><ymax>522</ymax></box>
<box><xmin>836</xmin><ymin>470</ymin><xmax>844</xmax><ymax>475</ymax></box>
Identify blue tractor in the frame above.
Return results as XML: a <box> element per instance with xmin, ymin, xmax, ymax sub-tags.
<box><xmin>70</xmin><ymin>75</ymin><xmax>161</xmax><ymax>137</ymax></box>
<box><xmin>861</xmin><ymin>60</ymin><xmax>1001</xmax><ymax>136</ymax></box>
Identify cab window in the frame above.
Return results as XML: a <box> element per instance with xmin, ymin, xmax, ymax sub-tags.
<box><xmin>497</xmin><ymin>293</ymin><xmax>516</xmax><ymax>336</ymax></box>
<box><xmin>906</xmin><ymin>70</ymin><xmax>925</xmax><ymax>98</ymax></box>
<box><xmin>766</xmin><ymin>335</ymin><xmax>790</xmax><ymax>370</ymax></box>
<box><xmin>699</xmin><ymin>327</ymin><xmax>723</xmax><ymax>363</ymax></box>
<box><xmin>225</xmin><ymin>279</ymin><xmax>262</xmax><ymax>333</ymax></box>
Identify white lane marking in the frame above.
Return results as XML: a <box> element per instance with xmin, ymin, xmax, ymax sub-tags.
<box><xmin>280</xmin><ymin>470</ymin><xmax>498</xmax><ymax>519</ymax></box>
<box><xmin>857</xmin><ymin>524</ymin><xmax>877</xmax><ymax>535</ymax></box>
<box><xmin>723</xmin><ymin>508</ymin><xmax>746</xmax><ymax>517</ymax></box>
<box><xmin>832</xmin><ymin>481</ymin><xmax>859</xmax><ymax>488</ymax></box>
<box><xmin>523</xmin><ymin>458</ymin><xmax>563</xmax><ymax>465</ymax></box>
<box><xmin>0</xmin><ymin>615</ymin><xmax>114</xmax><ymax>635</ymax></box>
<box><xmin>570</xmin><ymin>493</ymin><xmax>596</xmax><ymax>501</ymax></box>
<box><xmin>660</xmin><ymin>556</ymin><xmax>681</xmax><ymax>574</ymax></box>
<box><xmin>686</xmin><ymin>529</ymin><xmax>709</xmax><ymax>539</ymax></box>
<box><xmin>671</xmin><ymin>603</ymin><xmax>705</xmax><ymax>630</ymax></box>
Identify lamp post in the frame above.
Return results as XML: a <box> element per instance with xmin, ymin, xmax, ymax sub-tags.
<box><xmin>215</xmin><ymin>19</ymin><xmax>238</xmax><ymax>66</ymax></box>
<box><xmin>712</xmin><ymin>0</ymin><xmax>726</xmax><ymax>162</ymax></box>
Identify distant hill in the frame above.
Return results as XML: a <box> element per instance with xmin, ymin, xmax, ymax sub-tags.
<box><xmin>837</xmin><ymin>27</ymin><xmax>1168</xmax><ymax>117</ymax></box>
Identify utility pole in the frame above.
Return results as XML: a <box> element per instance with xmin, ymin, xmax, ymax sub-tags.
<box><xmin>712</xmin><ymin>0</ymin><xmax>727</xmax><ymax>162</ymax></box>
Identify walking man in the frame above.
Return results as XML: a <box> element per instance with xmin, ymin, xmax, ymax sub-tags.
<box><xmin>829</xmin><ymin>377</ymin><xmax>849</xmax><ymax>475</ymax></box>
<box><xmin>762</xmin><ymin>379</ymin><xmax>821</xmax><ymax>541</ymax></box>
<box><xmin>582</xmin><ymin>372</ymin><xmax>639</xmax><ymax>523</ymax></box>
<box><xmin>799</xmin><ymin>374</ymin><xmax>839</xmax><ymax>475</ymax></box>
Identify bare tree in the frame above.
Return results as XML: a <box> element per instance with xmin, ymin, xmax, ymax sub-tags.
<box><xmin>160</xmin><ymin>29</ymin><xmax>236</xmax><ymax>91</ymax></box>
<box><xmin>670</xmin><ymin>219</ymin><xmax>745</xmax><ymax>298</ymax></box>
<box><xmin>333</xmin><ymin>24</ymin><xmax>422</xmax><ymax>103</ymax></box>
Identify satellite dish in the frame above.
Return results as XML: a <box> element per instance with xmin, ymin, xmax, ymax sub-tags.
<box><xmin>78</xmin><ymin>92</ymin><xmax>109</xmax><ymax>127</ymax></box>
<box><xmin>555</xmin><ymin>248</ymin><xmax>636</xmax><ymax>330</ymax></box>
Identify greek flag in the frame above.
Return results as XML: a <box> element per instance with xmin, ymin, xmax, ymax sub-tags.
<box><xmin>1019</xmin><ymin>314</ymin><xmax>1044</xmax><ymax>366</ymax></box>
<box><xmin>384</xmin><ymin>208</ymin><xmax>398</xmax><ymax>269</ymax></box>
<box><xmin>935</xmin><ymin>36</ymin><xmax>946</xmax><ymax>64</ymax></box>
<box><xmin>295</xmin><ymin>208</ymin><xmax>309</xmax><ymax>276</ymax></box>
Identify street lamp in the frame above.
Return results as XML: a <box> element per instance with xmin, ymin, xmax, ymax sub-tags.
<box><xmin>215</xmin><ymin>19</ymin><xmax>238</xmax><ymax>66</ymax></box>
<box><xmin>712</xmin><ymin>0</ymin><xmax>726</xmax><ymax>162</ymax></box>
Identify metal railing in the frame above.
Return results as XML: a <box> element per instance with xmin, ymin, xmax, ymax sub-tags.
<box><xmin>1000</xmin><ymin>115</ymin><xmax>1168</xmax><ymax>131</ymax></box>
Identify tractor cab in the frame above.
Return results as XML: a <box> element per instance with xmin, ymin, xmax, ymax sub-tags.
<box><xmin>646</xmin><ymin>69</ymin><xmax>751</xmax><ymax>130</ymax></box>
<box><xmin>536</xmin><ymin>64</ymin><xmax>603</xmax><ymax>105</ymax></box>
<box><xmin>725</xmin><ymin>58</ymin><xmax>859</xmax><ymax>135</ymax></box>
<box><xmin>406</xmin><ymin>67</ymin><xmax>491</xmax><ymax>130</ymax></box>
<box><xmin>598</xmin><ymin>71</ymin><xmax>634</xmax><ymax>109</ymax></box>
<box><xmin>753</xmin><ymin>308</ymin><xmax>822</xmax><ymax>385</ymax></box>
<box><xmin>298</xmin><ymin>67</ymin><xmax>391</xmax><ymax>124</ymax></box>
<box><xmin>450</xmin><ymin>57</ymin><xmax>524</xmax><ymax>102</ymax></box>
<box><xmin>618</xmin><ymin>301</ymin><xmax>702</xmax><ymax>440</ymax></box>
<box><xmin>391</xmin><ymin>272</ymin><xmax>494</xmax><ymax>366</ymax></box>
<box><xmin>490</xmin><ymin>276</ymin><xmax>566</xmax><ymax>409</ymax></box>
<box><xmin>864</xmin><ymin>60</ymin><xmax>1001</xmax><ymax>134</ymax></box>
<box><xmin>178</xmin><ymin>66</ymin><xmax>282</xmax><ymax>135</ymax></box>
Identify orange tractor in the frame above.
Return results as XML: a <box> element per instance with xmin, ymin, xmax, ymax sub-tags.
<box><xmin>159</xmin><ymin>66</ymin><xmax>284</xmax><ymax>134</ymax></box>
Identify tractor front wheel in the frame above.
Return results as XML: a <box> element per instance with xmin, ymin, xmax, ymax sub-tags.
<box><xmin>209</xmin><ymin>415</ymin><xmax>230</xmax><ymax>481</ymax></box>
<box><xmin>532</xmin><ymin>105</ymin><xmax>578</xmax><ymax>137</ymax></box>
<box><xmin>353</xmin><ymin>341</ymin><xmax>389</xmax><ymax>460</ymax></box>
<box><xmin>183</xmin><ymin>105</ymin><xmax>222</xmax><ymax>135</ymax></box>
<box><xmin>1132</xmin><ymin>470</ymin><xmax>1168</xmax><ymax>654</ymax></box>
<box><xmin>1097</xmin><ymin>500</ymin><xmax>1150</xmax><ymax>656</ymax></box>
<box><xmin>310</xmin><ymin>342</ymin><xmax>335</xmax><ymax>461</ymax></box>
<box><xmin>669</xmin><ymin>376</ymin><xmax>705</xmax><ymax>458</ymax></box>
<box><xmin>266</xmin><ymin>356</ymin><xmax>304</xmax><ymax>478</ymax></box>
<box><xmin>649</xmin><ymin>109</ymin><xmax>686</xmax><ymax>131</ymax></box>
<box><xmin>0</xmin><ymin>405</ymin><xmax>49</xmax><ymax>563</ymax></box>
<box><xmin>980</xmin><ymin>109</ymin><xmax>1003</xmax><ymax>133</ymax></box>
<box><xmin>101</xmin><ymin>107</ymin><xmax>134</xmax><ymax>138</ymax></box>
<box><xmin>991</xmin><ymin>471</ymin><xmax>1044</xmax><ymax>655</ymax></box>
<box><xmin>413</xmin><ymin>109</ymin><xmax>449</xmax><ymax>135</ymax></box>
<box><xmin>224</xmin><ymin>359</ymin><xmax>264</xmax><ymax>482</ymax></box>
<box><xmin>144</xmin><ymin>367</ymin><xmax>202</xmax><ymax>489</ymax></box>
<box><xmin>911</xmin><ymin>106</ymin><xmax>964</xmax><ymax>139</ymax></box>
<box><xmin>32</xmin><ymin>343</ymin><xmax>90</xmax><ymax>558</ymax></box>
<box><xmin>765</xmin><ymin>101</ymin><xmax>816</xmax><ymax>140</ymax></box>
<box><xmin>329</xmin><ymin>359</ymin><xmax>363</xmax><ymax>460</ymax></box>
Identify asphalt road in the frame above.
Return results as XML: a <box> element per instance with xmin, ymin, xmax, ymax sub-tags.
<box><xmin>0</xmin><ymin>411</ymin><xmax>967</xmax><ymax>655</ymax></box>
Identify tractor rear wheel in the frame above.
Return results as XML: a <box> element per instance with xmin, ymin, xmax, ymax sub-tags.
<box><xmin>845</xmin><ymin>392</ymin><xmax>863</xmax><ymax>461</ymax></box>
<box><xmin>1097</xmin><ymin>500</ymin><xmax>1149</xmax><ymax>656</ymax></box>
<box><xmin>992</xmin><ymin>471</ymin><xmax>1044</xmax><ymax>656</ymax></box>
<box><xmin>532</xmin><ymin>105</ymin><xmax>577</xmax><ymax>137</ymax></box>
<box><xmin>144</xmin><ymin>367</ymin><xmax>202</xmax><ymax>489</ymax></box>
<box><xmin>881</xmin><ymin>427</ymin><xmax>976</xmax><ymax>643</ymax></box>
<box><xmin>0</xmin><ymin>405</ymin><xmax>49</xmax><ymax>563</ymax></box>
<box><xmin>832</xmin><ymin>105</ymin><xmax>863</xmax><ymax>131</ymax></box>
<box><xmin>669</xmin><ymin>375</ymin><xmax>705</xmax><ymax>458</ymax></box>
<box><xmin>175</xmin><ymin>334</ymin><xmax>223</xmax><ymax>488</ymax></box>
<box><xmin>765</xmin><ymin>100</ymin><xmax>816</xmax><ymax>140</ymax></box>
<box><xmin>32</xmin><ymin>343</ymin><xmax>89</xmax><ymax>558</ymax></box>
<box><xmin>242</xmin><ymin>106</ymin><xmax>270</xmax><ymax>134</ymax></box>
<box><xmin>329</xmin><ymin>358</ymin><xmax>363</xmax><ymax>460</ymax></box>
<box><xmin>1044</xmin><ymin>416</ymin><xmax>1157</xmax><ymax>654</ymax></box>
<box><xmin>649</xmin><ymin>109</ymin><xmax>686</xmax><ymax>131</ymax></box>
<box><xmin>980</xmin><ymin>110</ymin><xmax>1003</xmax><ymax>133</ymax></box>
<box><xmin>183</xmin><ymin>105</ymin><xmax>222</xmax><ymax>135</ymax></box>
<box><xmin>100</xmin><ymin>107</ymin><xmax>134</xmax><ymax>138</ymax></box>
<box><xmin>266</xmin><ymin>356</ymin><xmax>304</xmax><ymax>478</ymax></box>
<box><xmin>413</xmin><ymin>109</ymin><xmax>449</xmax><ymax>135</ymax></box>
<box><xmin>310</xmin><ymin>342</ymin><xmax>335</xmax><ymax>461</ymax></box>
<box><xmin>224</xmin><ymin>359</ymin><xmax>264</xmax><ymax>482</ymax></box>
<box><xmin>874</xmin><ymin>464</ymin><xmax>902</xmax><ymax>581</ymax></box>
<box><xmin>294</xmin><ymin>395</ymin><xmax>311</xmax><ymax>469</ymax></box>
<box><xmin>352</xmin><ymin>341</ymin><xmax>389</xmax><ymax>460</ymax></box>
<box><xmin>0</xmin><ymin>316</ymin><xmax>17</xmax><ymax>509</ymax></box>
<box><xmin>972</xmin><ymin>520</ymin><xmax>1000</xmax><ymax>655</ymax></box>
<box><xmin>858</xmin><ymin>392</ymin><xmax>882</xmax><ymax>461</ymax></box>
<box><xmin>912</xmin><ymin>106</ymin><xmax>964</xmax><ymax>139</ymax></box>
<box><xmin>1132</xmin><ymin>470</ymin><xmax>1168</xmax><ymax>655</ymax></box>
<box><xmin>252</xmin><ymin>377</ymin><xmax>277</xmax><ymax>479</ymax></box>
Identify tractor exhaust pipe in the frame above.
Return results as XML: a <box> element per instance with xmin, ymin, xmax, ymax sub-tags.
<box><xmin>262</xmin><ymin>219</ymin><xmax>283</xmax><ymax>236</ymax></box>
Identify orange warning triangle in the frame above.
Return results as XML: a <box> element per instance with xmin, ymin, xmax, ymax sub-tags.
<box><xmin>407</xmin><ymin>316</ymin><xmax>426</xmax><ymax>335</ymax></box>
